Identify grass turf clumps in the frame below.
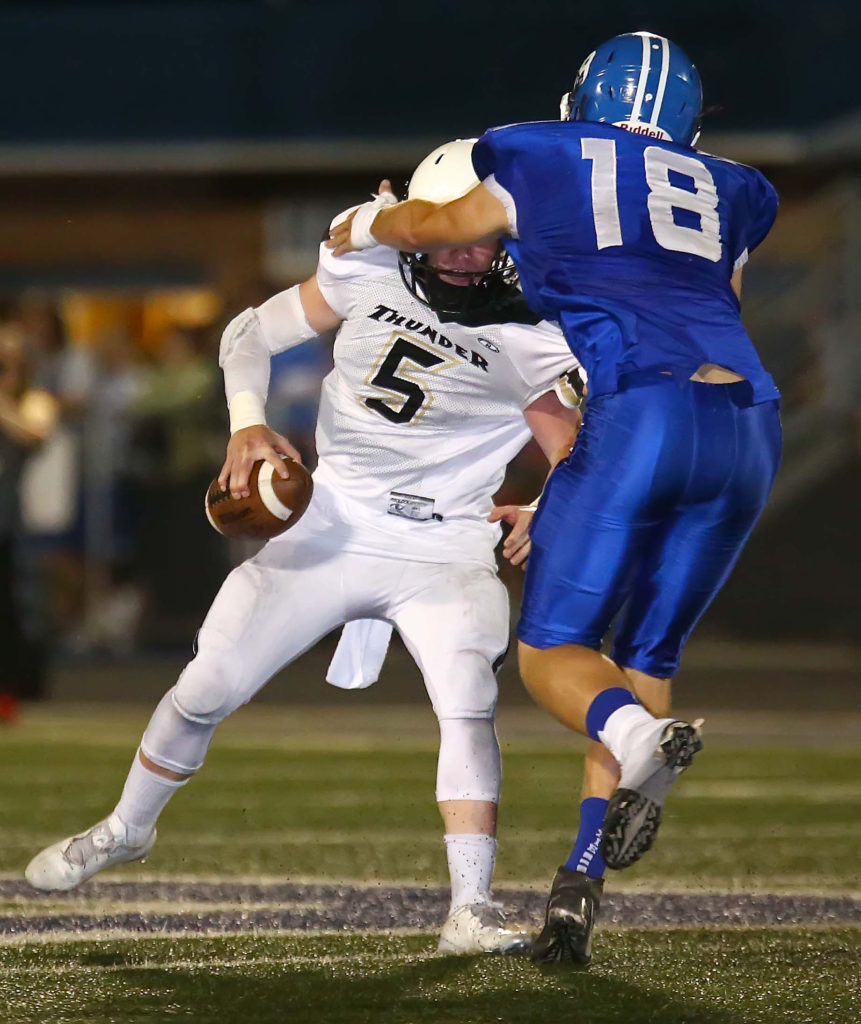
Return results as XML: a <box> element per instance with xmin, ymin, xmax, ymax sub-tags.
<box><xmin>2</xmin><ymin>930</ymin><xmax>860</xmax><ymax>1024</ymax></box>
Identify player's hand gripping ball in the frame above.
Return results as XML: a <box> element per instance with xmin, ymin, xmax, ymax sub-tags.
<box><xmin>205</xmin><ymin>458</ymin><xmax>313</xmax><ymax>540</ymax></box>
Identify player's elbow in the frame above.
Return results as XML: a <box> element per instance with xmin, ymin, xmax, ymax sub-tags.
<box><xmin>218</xmin><ymin>308</ymin><xmax>257</xmax><ymax>367</ymax></box>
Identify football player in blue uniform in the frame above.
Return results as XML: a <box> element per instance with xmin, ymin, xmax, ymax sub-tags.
<box><xmin>329</xmin><ymin>31</ymin><xmax>781</xmax><ymax>964</ymax></box>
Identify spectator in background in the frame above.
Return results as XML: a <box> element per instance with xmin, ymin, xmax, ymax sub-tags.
<box><xmin>0</xmin><ymin>324</ymin><xmax>58</xmax><ymax>720</ymax></box>
<box><xmin>73</xmin><ymin>329</ymin><xmax>146</xmax><ymax>654</ymax></box>
<box><xmin>133</xmin><ymin>325</ymin><xmax>227</xmax><ymax>646</ymax></box>
<box><xmin>17</xmin><ymin>298</ymin><xmax>94</xmax><ymax>641</ymax></box>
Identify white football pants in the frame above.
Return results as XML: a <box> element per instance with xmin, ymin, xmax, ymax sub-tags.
<box><xmin>141</xmin><ymin>514</ymin><xmax>508</xmax><ymax>802</ymax></box>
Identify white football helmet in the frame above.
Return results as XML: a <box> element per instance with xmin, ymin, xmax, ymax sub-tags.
<box><xmin>399</xmin><ymin>139</ymin><xmax>520</xmax><ymax>325</ymax></box>
<box><xmin>407</xmin><ymin>138</ymin><xmax>480</xmax><ymax>203</ymax></box>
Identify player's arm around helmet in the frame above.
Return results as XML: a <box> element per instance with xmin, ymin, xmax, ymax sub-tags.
<box><xmin>328</xmin><ymin>178</ymin><xmax>510</xmax><ymax>258</ymax></box>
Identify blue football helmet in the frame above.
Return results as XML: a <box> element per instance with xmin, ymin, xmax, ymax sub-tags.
<box><xmin>561</xmin><ymin>31</ymin><xmax>703</xmax><ymax>147</ymax></box>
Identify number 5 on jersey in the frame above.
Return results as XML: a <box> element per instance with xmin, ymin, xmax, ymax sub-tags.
<box><xmin>365</xmin><ymin>336</ymin><xmax>450</xmax><ymax>424</ymax></box>
<box><xmin>581</xmin><ymin>138</ymin><xmax>722</xmax><ymax>262</ymax></box>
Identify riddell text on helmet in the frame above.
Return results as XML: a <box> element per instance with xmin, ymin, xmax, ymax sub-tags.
<box><xmin>612</xmin><ymin>120</ymin><xmax>672</xmax><ymax>141</ymax></box>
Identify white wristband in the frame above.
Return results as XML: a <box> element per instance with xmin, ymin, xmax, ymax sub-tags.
<box><xmin>349</xmin><ymin>191</ymin><xmax>398</xmax><ymax>250</ymax></box>
<box><xmin>228</xmin><ymin>390</ymin><xmax>266</xmax><ymax>434</ymax></box>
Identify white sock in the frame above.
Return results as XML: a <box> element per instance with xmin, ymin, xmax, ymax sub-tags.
<box><xmin>114</xmin><ymin>749</ymin><xmax>189</xmax><ymax>846</ymax></box>
<box><xmin>598</xmin><ymin>705</ymin><xmax>673</xmax><ymax>767</ymax></box>
<box><xmin>444</xmin><ymin>833</ymin><xmax>497</xmax><ymax>913</ymax></box>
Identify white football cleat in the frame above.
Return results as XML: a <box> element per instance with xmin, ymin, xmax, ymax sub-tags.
<box><xmin>25</xmin><ymin>814</ymin><xmax>156</xmax><ymax>892</ymax></box>
<box><xmin>438</xmin><ymin>900</ymin><xmax>531</xmax><ymax>955</ymax></box>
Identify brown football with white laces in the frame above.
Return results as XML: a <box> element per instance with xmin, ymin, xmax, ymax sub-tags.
<box><xmin>205</xmin><ymin>457</ymin><xmax>313</xmax><ymax>540</ymax></box>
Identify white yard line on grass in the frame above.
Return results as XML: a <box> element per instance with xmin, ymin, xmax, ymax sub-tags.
<box><xmin>0</xmin><ymin>928</ymin><xmax>428</xmax><ymax>948</ymax></box>
<box><xmin>6</xmin><ymin>821</ymin><xmax>861</xmax><ymax>851</ymax></box>
<box><xmin>10</xmin><ymin>704</ymin><xmax>861</xmax><ymax>748</ymax></box>
<box><xmin>0</xmin><ymin>921</ymin><xmax>855</xmax><ymax>950</ymax></box>
<box><xmin>0</xmin><ymin>952</ymin><xmax>423</xmax><ymax>972</ymax></box>
<box><xmin>1</xmin><ymin>873</ymin><xmax>858</xmax><ymax>897</ymax></box>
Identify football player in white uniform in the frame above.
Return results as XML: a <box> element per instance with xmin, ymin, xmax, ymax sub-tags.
<box><xmin>26</xmin><ymin>141</ymin><xmax>582</xmax><ymax>955</ymax></box>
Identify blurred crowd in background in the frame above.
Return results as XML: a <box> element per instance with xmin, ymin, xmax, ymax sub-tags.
<box><xmin>0</xmin><ymin>292</ymin><xmax>341</xmax><ymax>715</ymax></box>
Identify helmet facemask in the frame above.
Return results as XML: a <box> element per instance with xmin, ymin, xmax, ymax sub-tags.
<box><xmin>397</xmin><ymin>244</ymin><xmax>519</xmax><ymax>323</ymax></box>
<box><xmin>399</xmin><ymin>138</ymin><xmax>523</xmax><ymax>324</ymax></box>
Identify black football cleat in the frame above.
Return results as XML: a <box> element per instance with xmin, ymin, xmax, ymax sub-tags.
<box><xmin>602</xmin><ymin>719</ymin><xmax>703</xmax><ymax>870</ymax></box>
<box><xmin>531</xmin><ymin>866</ymin><xmax>604</xmax><ymax>965</ymax></box>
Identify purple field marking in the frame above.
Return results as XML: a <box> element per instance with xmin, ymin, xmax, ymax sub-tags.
<box><xmin>0</xmin><ymin>881</ymin><xmax>857</xmax><ymax>937</ymax></box>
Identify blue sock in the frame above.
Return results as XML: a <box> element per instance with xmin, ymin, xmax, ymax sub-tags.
<box><xmin>585</xmin><ymin>687</ymin><xmax>639</xmax><ymax>741</ymax></box>
<box><xmin>564</xmin><ymin>797</ymin><xmax>608</xmax><ymax>877</ymax></box>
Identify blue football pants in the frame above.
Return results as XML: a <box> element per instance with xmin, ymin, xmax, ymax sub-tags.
<box><xmin>519</xmin><ymin>374</ymin><xmax>782</xmax><ymax>678</ymax></box>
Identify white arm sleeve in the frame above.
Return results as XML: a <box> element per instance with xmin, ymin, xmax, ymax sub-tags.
<box><xmin>219</xmin><ymin>285</ymin><xmax>317</xmax><ymax>433</ymax></box>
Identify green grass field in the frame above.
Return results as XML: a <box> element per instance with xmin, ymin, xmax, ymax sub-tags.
<box><xmin>2</xmin><ymin>703</ymin><xmax>859</xmax><ymax>1023</ymax></box>
<box><xmin>3</xmin><ymin>931</ymin><xmax>860</xmax><ymax>1024</ymax></box>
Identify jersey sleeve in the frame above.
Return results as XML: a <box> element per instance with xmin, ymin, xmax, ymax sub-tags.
<box><xmin>472</xmin><ymin>128</ymin><xmax>521</xmax><ymax>237</ymax></box>
<box><xmin>733</xmin><ymin>169</ymin><xmax>779</xmax><ymax>270</ymax></box>
<box><xmin>315</xmin><ymin>207</ymin><xmax>398</xmax><ymax>318</ymax></box>
<box><xmin>500</xmin><ymin>319</ymin><xmax>584</xmax><ymax>409</ymax></box>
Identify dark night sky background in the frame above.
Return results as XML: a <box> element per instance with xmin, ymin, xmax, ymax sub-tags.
<box><xmin>0</xmin><ymin>0</ymin><xmax>858</xmax><ymax>144</ymax></box>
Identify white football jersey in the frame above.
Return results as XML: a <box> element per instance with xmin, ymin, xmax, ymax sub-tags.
<box><xmin>303</xmin><ymin>236</ymin><xmax>580</xmax><ymax>566</ymax></box>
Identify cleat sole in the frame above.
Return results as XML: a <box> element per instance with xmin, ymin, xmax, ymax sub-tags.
<box><xmin>602</xmin><ymin>722</ymin><xmax>703</xmax><ymax>871</ymax></box>
<box><xmin>601</xmin><ymin>789</ymin><xmax>661</xmax><ymax>869</ymax></box>
<box><xmin>660</xmin><ymin>720</ymin><xmax>704</xmax><ymax>771</ymax></box>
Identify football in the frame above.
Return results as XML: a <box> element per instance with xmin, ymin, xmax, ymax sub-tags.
<box><xmin>205</xmin><ymin>458</ymin><xmax>313</xmax><ymax>540</ymax></box>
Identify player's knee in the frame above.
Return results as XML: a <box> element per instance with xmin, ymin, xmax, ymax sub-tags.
<box><xmin>436</xmin><ymin>716</ymin><xmax>501</xmax><ymax>803</ymax></box>
<box><xmin>429</xmin><ymin>655</ymin><xmax>499</xmax><ymax>721</ymax></box>
<box><xmin>172</xmin><ymin>647</ymin><xmax>244</xmax><ymax>726</ymax></box>
<box><xmin>141</xmin><ymin>688</ymin><xmax>216</xmax><ymax>775</ymax></box>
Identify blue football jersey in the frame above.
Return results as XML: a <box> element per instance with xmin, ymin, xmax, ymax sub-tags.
<box><xmin>472</xmin><ymin>121</ymin><xmax>780</xmax><ymax>403</ymax></box>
